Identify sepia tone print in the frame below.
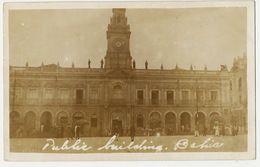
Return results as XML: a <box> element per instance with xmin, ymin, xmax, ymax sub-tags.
<box><xmin>4</xmin><ymin>1</ymin><xmax>255</xmax><ymax>161</ymax></box>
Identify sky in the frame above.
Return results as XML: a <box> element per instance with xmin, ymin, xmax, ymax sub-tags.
<box><xmin>8</xmin><ymin>8</ymin><xmax>247</xmax><ymax>70</ymax></box>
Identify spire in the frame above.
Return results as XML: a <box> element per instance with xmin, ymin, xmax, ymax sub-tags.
<box><xmin>72</xmin><ymin>62</ymin><xmax>75</xmax><ymax>68</ymax></box>
<box><xmin>25</xmin><ymin>61</ymin><xmax>28</xmax><ymax>67</ymax></box>
<box><xmin>41</xmin><ymin>61</ymin><xmax>44</xmax><ymax>67</ymax></box>
<box><xmin>109</xmin><ymin>9</ymin><xmax>128</xmax><ymax>28</ymax></box>
<box><xmin>57</xmin><ymin>62</ymin><xmax>60</xmax><ymax>67</ymax></box>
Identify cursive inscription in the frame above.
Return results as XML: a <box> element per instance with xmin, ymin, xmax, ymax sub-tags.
<box><xmin>41</xmin><ymin>137</ymin><xmax>225</xmax><ymax>152</ymax></box>
<box><xmin>98</xmin><ymin>135</ymin><xmax>163</xmax><ymax>152</ymax></box>
<box><xmin>42</xmin><ymin>139</ymin><xmax>92</xmax><ymax>151</ymax></box>
<box><xmin>174</xmin><ymin>137</ymin><xmax>224</xmax><ymax>150</ymax></box>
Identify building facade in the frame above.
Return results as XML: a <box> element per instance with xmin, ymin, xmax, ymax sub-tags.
<box><xmin>9</xmin><ymin>9</ymin><xmax>247</xmax><ymax>137</ymax></box>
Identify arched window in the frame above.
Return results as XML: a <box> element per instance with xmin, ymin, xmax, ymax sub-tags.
<box><xmin>113</xmin><ymin>85</ymin><xmax>123</xmax><ymax>99</ymax></box>
<box><xmin>137</xmin><ymin>114</ymin><xmax>144</xmax><ymax>127</ymax></box>
<box><xmin>238</xmin><ymin>78</ymin><xmax>242</xmax><ymax>91</ymax></box>
<box><xmin>91</xmin><ymin>115</ymin><xmax>98</xmax><ymax>128</ymax></box>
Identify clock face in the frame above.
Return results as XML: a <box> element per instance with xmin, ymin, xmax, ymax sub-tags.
<box><xmin>113</xmin><ymin>38</ymin><xmax>125</xmax><ymax>50</ymax></box>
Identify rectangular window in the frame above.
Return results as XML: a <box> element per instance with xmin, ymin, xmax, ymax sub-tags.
<box><xmin>151</xmin><ymin>90</ymin><xmax>159</xmax><ymax>105</ymax></box>
<box><xmin>181</xmin><ymin>91</ymin><xmax>189</xmax><ymax>104</ymax></box>
<box><xmin>137</xmin><ymin>90</ymin><xmax>144</xmax><ymax>104</ymax></box>
<box><xmin>196</xmin><ymin>91</ymin><xmax>203</xmax><ymax>101</ymax></box>
<box><xmin>44</xmin><ymin>89</ymin><xmax>54</xmax><ymax>99</ymax></box>
<box><xmin>28</xmin><ymin>88</ymin><xmax>38</xmax><ymax>99</ymax></box>
<box><xmin>60</xmin><ymin>89</ymin><xmax>69</xmax><ymax>100</ymax></box>
<box><xmin>166</xmin><ymin>91</ymin><xmax>174</xmax><ymax>105</ymax></box>
<box><xmin>15</xmin><ymin>88</ymin><xmax>22</xmax><ymax>99</ymax></box>
<box><xmin>211</xmin><ymin>91</ymin><xmax>218</xmax><ymax>101</ymax></box>
<box><xmin>91</xmin><ymin>117</ymin><xmax>98</xmax><ymax>128</ymax></box>
<box><xmin>196</xmin><ymin>91</ymin><xmax>204</xmax><ymax>105</ymax></box>
<box><xmin>76</xmin><ymin>89</ymin><xmax>83</xmax><ymax>104</ymax></box>
<box><xmin>91</xmin><ymin>90</ymin><xmax>99</xmax><ymax>100</ymax></box>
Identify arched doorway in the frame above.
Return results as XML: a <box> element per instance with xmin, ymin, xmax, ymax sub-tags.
<box><xmin>40</xmin><ymin>111</ymin><xmax>52</xmax><ymax>132</ymax></box>
<box><xmin>137</xmin><ymin>114</ymin><xmax>144</xmax><ymax>128</ymax></box>
<box><xmin>73</xmin><ymin>112</ymin><xmax>85</xmax><ymax>134</ymax></box>
<box><xmin>24</xmin><ymin>111</ymin><xmax>36</xmax><ymax>137</ymax></box>
<box><xmin>195</xmin><ymin>112</ymin><xmax>206</xmax><ymax>133</ymax></box>
<box><xmin>209</xmin><ymin>112</ymin><xmax>225</xmax><ymax>134</ymax></box>
<box><xmin>180</xmin><ymin>112</ymin><xmax>191</xmax><ymax>133</ymax></box>
<box><xmin>148</xmin><ymin>112</ymin><xmax>162</xmax><ymax>129</ymax></box>
<box><xmin>111</xmin><ymin>111</ymin><xmax>125</xmax><ymax>136</ymax></box>
<box><xmin>210</xmin><ymin>112</ymin><xmax>220</xmax><ymax>117</ymax></box>
<box><xmin>10</xmin><ymin>111</ymin><xmax>21</xmax><ymax>138</ymax></box>
<box><xmin>57</xmin><ymin>111</ymin><xmax>68</xmax><ymax>127</ymax></box>
<box><xmin>165</xmin><ymin>112</ymin><xmax>176</xmax><ymax>135</ymax></box>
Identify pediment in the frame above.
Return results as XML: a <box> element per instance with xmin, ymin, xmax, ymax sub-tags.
<box><xmin>104</xmin><ymin>69</ymin><xmax>130</xmax><ymax>76</ymax></box>
<box><xmin>44</xmin><ymin>64</ymin><xmax>58</xmax><ymax>68</ymax></box>
<box><xmin>75</xmin><ymin>83</ymin><xmax>85</xmax><ymax>88</ymax></box>
<box><xmin>44</xmin><ymin>83</ymin><xmax>54</xmax><ymax>87</ymax></box>
<box><xmin>28</xmin><ymin>82</ymin><xmax>39</xmax><ymax>87</ymax></box>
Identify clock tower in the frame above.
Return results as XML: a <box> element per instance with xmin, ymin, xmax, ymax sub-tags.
<box><xmin>104</xmin><ymin>9</ymin><xmax>132</xmax><ymax>69</ymax></box>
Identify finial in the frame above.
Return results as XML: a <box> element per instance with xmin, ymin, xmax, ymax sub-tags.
<box><xmin>57</xmin><ymin>62</ymin><xmax>60</xmax><ymax>67</ymax></box>
<box><xmin>25</xmin><ymin>61</ymin><xmax>28</xmax><ymax>67</ymax></box>
<box><xmin>161</xmin><ymin>63</ymin><xmax>164</xmax><ymax>70</ymax></box>
<box><xmin>175</xmin><ymin>64</ymin><xmax>179</xmax><ymax>70</ymax></box>
<box><xmin>41</xmin><ymin>61</ymin><xmax>44</xmax><ymax>67</ymax></box>
<box><xmin>101</xmin><ymin>59</ymin><xmax>104</xmax><ymax>69</ymax></box>
<box><xmin>133</xmin><ymin>59</ymin><xmax>136</xmax><ymax>69</ymax></box>
<box><xmin>72</xmin><ymin>62</ymin><xmax>75</xmax><ymax>68</ymax></box>
<box><xmin>204</xmin><ymin>65</ymin><xmax>207</xmax><ymax>71</ymax></box>
<box><xmin>88</xmin><ymin>59</ymin><xmax>91</xmax><ymax>68</ymax></box>
<box><xmin>145</xmin><ymin>60</ymin><xmax>148</xmax><ymax>69</ymax></box>
<box><xmin>190</xmin><ymin>64</ymin><xmax>193</xmax><ymax>71</ymax></box>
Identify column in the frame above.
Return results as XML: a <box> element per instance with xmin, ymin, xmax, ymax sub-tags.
<box><xmin>100</xmin><ymin>108</ymin><xmax>103</xmax><ymax>136</ymax></box>
<box><xmin>145</xmin><ymin>83</ymin><xmax>149</xmax><ymax>105</ymax></box>
<box><xmin>176</xmin><ymin>111</ymin><xmax>180</xmax><ymax>133</ymax></box>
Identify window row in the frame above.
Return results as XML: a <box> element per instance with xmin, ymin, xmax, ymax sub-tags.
<box><xmin>136</xmin><ymin>90</ymin><xmax>219</xmax><ymax>105</ymax></box>
<box><xmin>13</xmin><ymin>88</ymin><xmax>99</xmax><ymax>105</ymax></box>
<box><xmin>12</xmin><ymin>87</ymin><xmax>220</xmax><ymax>105</ymax></box>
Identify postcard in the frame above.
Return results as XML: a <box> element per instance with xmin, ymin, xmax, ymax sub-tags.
<box><xmin>3</xmin><ymin>1</ymin><xmax>255</xmax><ymax>161</ymax></box>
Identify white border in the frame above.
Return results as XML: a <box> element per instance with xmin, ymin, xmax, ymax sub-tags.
<box><xmin>1</xmin><ymin>0</ymin><xmax>256</xmax><ymax>163</ymax></box>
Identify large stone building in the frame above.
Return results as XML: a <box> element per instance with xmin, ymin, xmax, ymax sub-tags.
<box><xmin>9</xmin><ymin>9</ymin><xmax>247</xmax><ymax>137</ymax></box>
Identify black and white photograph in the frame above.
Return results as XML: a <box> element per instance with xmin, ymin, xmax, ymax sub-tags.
<box><xmin>3</xmin><ymin>1</ymin><xmax>255</xmax><ymax>161</ymax></box>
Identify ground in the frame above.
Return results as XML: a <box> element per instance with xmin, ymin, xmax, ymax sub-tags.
<box><xmin>10</xmin><ymin>134</ymin><xmax>247</xmax><ymax>153</ymax></box>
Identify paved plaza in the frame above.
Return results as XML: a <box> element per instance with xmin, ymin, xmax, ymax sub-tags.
<box><xmin>10</xmin><ymin>134</ymin><xmax>247</xmax><ymax>153</ymax></box>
